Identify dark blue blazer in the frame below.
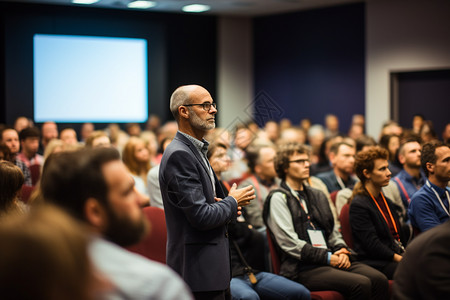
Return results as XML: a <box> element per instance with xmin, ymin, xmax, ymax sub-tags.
<box><xmin>159</xmin><ymin>132</ymin><xmax>237</xmax><ymax>292</ymax></box>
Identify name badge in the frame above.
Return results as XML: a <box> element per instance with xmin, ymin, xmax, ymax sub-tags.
<box><xmin>307</xmin><ymin>229</ymin><xmax>327</xmax><ymax>249</ymax></box>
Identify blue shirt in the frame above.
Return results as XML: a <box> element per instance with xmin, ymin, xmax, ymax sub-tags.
<box><xmin>409</xmin><ymin>180</ymin><xmax>450</xmax><ymax>232</ymax></box>
<box><xmin>393</xmin><ymin>169</ymin><xmax>426</xmax><ymax>209</ymax></box>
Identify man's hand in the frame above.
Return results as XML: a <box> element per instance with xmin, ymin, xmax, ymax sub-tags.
<box><xmin>330</xmin><ymin>253</ymin><xmax>351</xmax><ymax>269</ymax></box>
<box><xmin>228</xmin><ymin>183</ymin><xmax>256</xmax><ymax>207</ymax></box>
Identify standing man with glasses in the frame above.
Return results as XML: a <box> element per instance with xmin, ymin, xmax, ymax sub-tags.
<box><xmin>160</xmin><ymin>85</ymin><xmax>255</xmax><ymax>300</ymax></box>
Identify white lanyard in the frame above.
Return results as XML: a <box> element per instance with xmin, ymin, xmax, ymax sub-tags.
<box><xmin>336</xmin><ymin>175</ymin><xmax>346</xmax><ymax>190</ymax></box>
<box><xmin>426</xmin><ymin>180</ymin><xmax>450</xmax><ymax>217</ymax></box>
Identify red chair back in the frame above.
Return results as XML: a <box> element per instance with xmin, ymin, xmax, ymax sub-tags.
<box><xmin>29</xmin><ymin>164</ymin><xmax>41</xmax><ymax>186</ymax></box>
<box><xmin>339</xmin><ymin>203</ymin><xmax>353</xmax><ymax>249</ymax></box>
<box><xmin>266</xmin><ymin>230</ymin><xmax>281</xmax><ymax>274</ymax></box>
<box><xmin>126</xmin><ymin>206</ymin><xmax>167</xmax><ymax>264</ymax></box>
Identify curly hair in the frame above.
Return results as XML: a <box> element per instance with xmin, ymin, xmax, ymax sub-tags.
<box><xmin>350</xmin><ymin>146</ymin><xmax>389</xmax><ymax>200</ymax></box>
<box><xmin>354</xmin><ymin>146</ymin><xmax>389</xmax><ymax>184</ymax></box>
<box><xmin>274</xmin><ymin>142</ymin><xmax>309</xmax><ymax>180</ymax></box>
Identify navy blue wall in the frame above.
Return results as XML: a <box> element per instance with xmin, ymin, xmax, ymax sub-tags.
<box><xmin>254</xmin><ymin>3</ymin><xmax>365</xmax><ymax>132</ymax></box>
<box><xmin>0</xmin><ymin>2</ymin><xmax>217</xmax><ymax>129</ymax></box>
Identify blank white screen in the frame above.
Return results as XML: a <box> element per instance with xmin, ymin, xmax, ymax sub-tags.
<box><xmin>34</xmin><ymin>34</ymin><xmax>148</xmax><ymax>123</ymax></box>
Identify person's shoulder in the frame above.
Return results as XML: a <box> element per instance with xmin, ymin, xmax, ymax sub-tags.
<box><xmin>410</xmin><ymin>186</ymin><xmax>431</xmax><ymax>206</ymax></box>
<box><xmin>316</xmin><ymin>170</ymin><xmax>333</xmax><ymax>180</ymax></box>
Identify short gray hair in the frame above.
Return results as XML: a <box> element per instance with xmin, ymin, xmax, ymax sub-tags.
<box><xmin>170</xmin><ymin>85</ymin><xmax>194</xmax><ymax>121</ymax></box>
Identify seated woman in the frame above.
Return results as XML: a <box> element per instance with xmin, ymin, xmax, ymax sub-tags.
<box><xmin>349</xmin><ymin>146</ymin><xmax>408</xmax><ymax>279</ymax></box>
<box><xmin>122</xmin><ymin>137</ymin><xmax>151</xmax><ymax>204</ymax></box>
<box><xmin>0</xmin><ymin>160</ymin><xmax>26</xmax><ymax>218</ymax></box>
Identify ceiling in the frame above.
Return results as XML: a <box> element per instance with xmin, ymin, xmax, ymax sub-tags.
<box><xmin>0</xmin><ymin>0</ymin><xmax>363</xmax><ymax>16</ymax></box>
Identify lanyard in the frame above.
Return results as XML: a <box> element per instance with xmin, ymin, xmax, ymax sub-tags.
<box><xmin>336</xmin><ymin>175</ymin><xmax>346</xmax><ymax>190</ymax></box>
<box><xmin>367</xmin><ymin>189</ymin><xmax>400</xmax><ymax>241</ymax></box>
<box><xmin>394</xmin><ymin>177</ymin><xmax>411</xmax><ymax>204</ymax></box>
<box><xmin>250</xmin><ymin>175</ymin><xmax>263</xmax><ymax>209</ymax></box>
<box><xmin>291</xmin><ymin>189</ymin><xmax>315</xmax><ymax>230</ymax></box>
<box><xmin>426</xmin><ymin>180</ymin><xmax>450</xmax><ymax>217</ymax></box>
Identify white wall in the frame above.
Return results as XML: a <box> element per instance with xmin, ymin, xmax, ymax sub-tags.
<box><xmin>217</xmin><ymin>17</ymin><xmax>254</xmax><ymax>131</ymax></box>
<box><xmin>366</xmin><ymin>0</ymin><xmax>450</xmax><ymax>138</ymax></box>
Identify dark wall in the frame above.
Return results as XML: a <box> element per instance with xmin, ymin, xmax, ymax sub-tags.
<box><xmin>0</xmin><ymin>2</ymin><xmax>217</xmax><ymax>131</ymax></box>
<box><xmin>397</xmin><ymin>69</ymin><xmax>450</xmax><ymax>138</ymax></box>
<box><xmin>253</xmin><ymin>3</ymin><xmax>365</xmax><ymax>133</ymax></box>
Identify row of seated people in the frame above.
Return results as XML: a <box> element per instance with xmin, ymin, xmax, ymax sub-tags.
<box><xmin>203</xmin><ymin>133</ymin><xmax>448</xmax><ymax>299</ymax></box>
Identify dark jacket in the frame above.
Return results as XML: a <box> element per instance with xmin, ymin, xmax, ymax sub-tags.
<box><xmin>159</xmin><ymin>132</ymin><xmax>237</xmax><ymax>292</ymax></box>
<box><xmin>350</xmin><ymin>193</ymin><xmax>407</xmax><ymax>262</ymax></box>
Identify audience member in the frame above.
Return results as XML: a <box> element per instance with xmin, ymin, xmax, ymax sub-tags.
<box><xmin>355</xmin><ymin>135</ymin><xmax>377</xmax><ymax>153</ymax></box>
<box><xmin>324</xmin><ymin>114</ymin><xmax>340</xmax><ymax>138</ymax></box>
<box><xmin>380</xmin><ymin>121</ymin><xmax>403</xmax><ymax>138</ymax></box>
<box><xmin>442</xmin><ymin>123</ymin><xmax>450</xmax><ymax>143</ymax></box>
<box><xmin>159</xmin><ymin>85</ymin><xmax>255</xmax><ymax>299</ymax></box>
<box><xmin>85</xmin><ymin>130</ymin><xmax>111</xmax><ymax>148</ymax></box>
<box><xmin>351</xmin><ymin>114</ymin><xmax>365</xmax><ymax>128</ymax></box>
<box><xmin>13</xmin><ymin>116</ymin><xmax>32</xmax><ymax>133</ymax></box>
<box><xmin>80</xmin><ymin>122</ymin><xmax>95</xmax><ymax>143</ymax></box>
<box><xmin>409</xmin><ymin>141</ymin><xmax>450</xmax><ymax>232</ymax></box>
<box><xmin>147</xmin><ymin>136</ymin><xmax>174</xmax><ymax>209</ymax></box>
<box><xmin>263</xmin><ymin>142</ymin><xmax>389</xmax><ymax>299</ymax></box>
<box><xmin>348</xmin><ymin>124</ymin><xmax>364</xmax><ymax>141</ymax></box>
<box><xmin>222</xmin><ymin>123</ymin><xmax>253</xmax><ymax>182</ymax></box>
<box><xmin>60</xmin><ymin>128</ymin><xmax>79</xmax><ymax>146</ymax></box>
<box><xmin>146</xmin><ymin>114</ymin><xmax>161</xmax><ymax>133</ymax></box>
<box><xmin>300</xmin><ymin>118</ymin><xmax>311</xmax><ymax>134</ymax></box>
<box><xmin>17</xmin><ymin>127</ymin><xmax>44</xmax><ymax>169</ymax></box>
<box><xmin>122</xmin><ymin>136</ymin><xmax>151</xmax><ymax>201</ymax></box>
<box><xmin>239</xmin><ymin>143</ymin><xmax>279</xmax><ymax>229</ymax></box>
<box><xmin>126</xmin><ymin>123</ymin><xmax>142</xmax><ymax>137</ymax></box>
<box><xmin>279</xmin><ymin>127</ymin><xmax>306</xmax><ymax>145</ymax></box>
<box><xmin>263</xmin><ymin>120</ymin><xmax>280</xmax><ymax>143</ymax></box>
<box><xmin>307</xmin><ymin>124</ymin><xmax>325</xmax><ymax>164</ymax></box>
<box><xmin>207</xmin><ymin>141</ymin><xmax>232</xmax><ymax>193</ymax></box>
<box><xmin>393</xmin><ymin>138</ymin><xmax>426</xmax><ymax>210</ymax></box>
<box><xmin>310</xmin><ymin>135</ymin><xmax>343</xmax><ymax>176</ymax></box>
<box><xmin>419</xmin><ymin>120</ymin><xmax>438</xmax><ymax>143</ymax></box>
<box><xmin>411</xmin><ymin>114</ymin><xmax>425</xmax><ymax>135</ymax></box>
<box><xmin>316</xmin><ymin>142</ymin><xmax>357</xmax><ymax>193</ymax></box>
<box><xmin>41</xmin><ymin>147</ymin><xmax>193</xmax><ymax>299</ymax></box>
<box><xmin>0</xmin><ymin>127</ymin><xmax>32</xmax><ymax>186</ymax></box>
<box><xmin>393</xmin><ymin>220</ymin><xmax>450</xmax><ymax>300</ymax></box>
<box><xmin>0</xmin><ymin>205</ymin><xmax>109</xmax><ymax>300</ymax></box>
<box><xmin>39</xmin><ymin>121</ymin><xmax>58</xmax><ymax>154</ymax></box>
<box><xmin>379</xmin><ymin>134</ymin><xmax>402</xmax><ymax>176</ymax></box>
<box><xmin>0</xmin><ymin>161</ymin><xmax>26</xmax><ymax>218</ymax></box>
<box><xmin>349</xmin><ymin>147</ymin><xmax>407</xmax><ymax>279</ymax></box>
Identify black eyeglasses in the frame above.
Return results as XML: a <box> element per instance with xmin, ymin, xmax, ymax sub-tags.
<box><xmin>183</xmin><ymin>102</ymin><xmax>217</xmax><ymax>111</ymax></box>
<box><xmin>289</xmin><ymin>159</ymin><xmax>310</xmax><ymax>165</ymax></box>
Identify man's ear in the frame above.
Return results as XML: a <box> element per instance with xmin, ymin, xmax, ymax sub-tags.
<box><xmin>84</xmin><ymin>198</ymin><xmax>107</xmax><ymax>231</ymax></box>
<box><xmin>398</xmin><ymin>153</ymin><xmax>406</xmax><ymax>165</ymax></box>
<box><xmin>329</xmin><ymin>152</ymin><xmax>337</xmax><ymax>165</ymax></box>
<box><xmin>178</xmin><ymin>106</ymin><xmax>189</xmax><ymax>120</ymax></box>
<box><xmin>254</xmin><ymin>165</ymin><xmax>262</xmax><ymax>175</ymax></box>
<box><xmin>426</xmin><ymin>162</ymin><xmax>434</xmax><ymax>175</ymax></box>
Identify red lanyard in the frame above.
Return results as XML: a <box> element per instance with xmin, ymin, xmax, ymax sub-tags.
<box><xmin>394</xmin><ymin>177</ymin><xmax>411</xmax><ymax>204</ymax></box>
<box><xmin>367</xmin><ymin>189</ymin><xmax>400</xmax><ymax>241</ymax></box>
<box><xmin>250</xmin><ymin>175</ymin><xmax>263</xmax><ymax>209</ymax></box>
